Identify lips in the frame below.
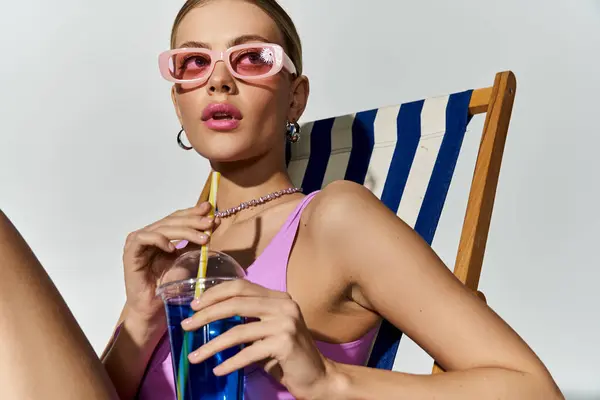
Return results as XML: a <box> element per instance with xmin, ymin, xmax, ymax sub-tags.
<box><xmin>201</xmin><ymin>103</ymin><xmax>243</xmax><ymax>122</ymax></box>
<box><xmin>201</xmin><ymin>103</ymin><xmax>243</xmax><ymax>131</ymax></box>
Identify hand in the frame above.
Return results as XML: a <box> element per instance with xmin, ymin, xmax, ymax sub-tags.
<box><xmin>122</xmin><ymin>202</ymin><xmax>218</xmax><ymax>327</ymax></box>
<box><xmin>181</xmin><ymin>279</ymin><xmax>337</xmax><ymax>400</ymax></box>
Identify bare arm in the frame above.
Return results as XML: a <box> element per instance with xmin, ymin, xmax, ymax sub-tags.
<box><xmin>327</xmin><ymin>365</ymin><xmax>560</xmax><ymax>400</ymax></box>
<box><xmin>101</xmin><ymin>305</ymin><xmax>165</xmax><ymax>400</ymax></box>
<box><xmin>308</xmin><ymin>182</ymin><xmax>563</xmax><ymax>400</ymax></box>
<box><xmin>100</xmin><ymin>202</ymin><xmax>216</xmax><ymax>399</ymax></box>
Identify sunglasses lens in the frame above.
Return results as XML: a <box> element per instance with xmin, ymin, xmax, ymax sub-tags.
<box><xmin>167</xmin><ymin>51</ymin><xmax>212</xmax><ymax>81</ymax></box>
<box><xmin>230</xmin><ymin>46</ymin><xmax>276</xmax><ymax>77</ymax></box>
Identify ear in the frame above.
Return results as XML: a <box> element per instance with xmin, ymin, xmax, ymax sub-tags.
<box><xmin>287</xmin><ymin>75</ymin><xmax>310</xmax><ymax>123</ymax></box>
<box><xmin>171</xmin><ymin>86</ymin><xmax>184</xmax><ymax>126</ymax></box>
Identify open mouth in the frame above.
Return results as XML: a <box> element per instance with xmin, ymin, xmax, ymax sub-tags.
<box><xmin>211</xmin><ymin>112</ymin><xmax>234</xmax><ymax>120</ymax></box>
<box><xmin>202</xmin><ymin>103</ymin><xmax>243</xmax><ymax>122</ymax></box>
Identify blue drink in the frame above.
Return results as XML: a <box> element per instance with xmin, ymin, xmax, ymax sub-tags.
<box><xmin>156</xmin><ymin>250</ymin><xmax>247</xmax><ymax>400</ymax></box>
<box><xmin>165</xmin><ymin>299</ymin><xmax>244</xmax><ymax>400</ymax></box>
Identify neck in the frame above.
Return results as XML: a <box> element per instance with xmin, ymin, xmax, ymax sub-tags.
<box><xmin>207</xmin><ymin>151</ymin><xmax>296</xmax><ymax>212</ymax></box>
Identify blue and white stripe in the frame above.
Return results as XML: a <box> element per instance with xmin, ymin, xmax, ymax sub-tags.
<box><xmin>287</xmin><ymin>89</ymin><xmax>474</xmax><ymax>371</ymax></box>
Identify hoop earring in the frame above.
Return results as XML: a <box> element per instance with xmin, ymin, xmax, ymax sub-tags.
<box><xmin>286</xmin><ymin>121</ymin><xmax>301</xmax><ymax>143</ymax></box>
<box><xmin>177</xmin><ymin>128</ymin><xmax>193</xmax><ymax>150</ymax></box>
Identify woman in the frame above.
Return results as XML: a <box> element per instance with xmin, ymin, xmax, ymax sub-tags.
<box><xmin>1</xmin><ymin>0</ymin><xmax>563</xmax><ymax>399</ymax></box>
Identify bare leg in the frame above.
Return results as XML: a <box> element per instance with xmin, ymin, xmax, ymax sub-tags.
<box><xmin>0</xmin><ymin>211</ymin><xmax>118</xmax><ymax>400</ymax></box>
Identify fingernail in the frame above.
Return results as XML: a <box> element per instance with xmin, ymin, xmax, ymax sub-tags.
<box><xmin>181</xmin><ymin>318</ymin><xmax>192</xmax><ymax>326</ymax></box>
<box><xmin>199</xmin><ymin>234</ymin><xmax>209</xmax><ymax>241</ymax></box>
<box><xmin>189</xmin><ymin>351</ymin><xmax>201</xmax><ymax>361</ymax></box>
<box><xmin>191</xmin><ymin>298</ymin><xmax>202</xmax><ymax>308</ymax></box>
<box><xmin>175</xmin><ymin>240</ymin><xmax>189</xmax><ymax>250</ymax></box>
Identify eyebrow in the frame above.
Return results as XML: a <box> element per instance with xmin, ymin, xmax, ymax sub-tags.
<box><xmin>177</xmin><ymin>34</ymin><xmax>274</xmax><ymax>50</ymax></box>
<box><xmin>177</xmin><ymin>40</ymin><xmax>210</xmax><ymax>49</ymax></box>
<box><xmin>229</xmin><ymin>34</ymin><xmax>272</xmax><ymax>47</ymax></box>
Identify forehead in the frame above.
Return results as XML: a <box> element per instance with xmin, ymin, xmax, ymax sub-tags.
<box><xmin>175</xmin><ymin>0</ymin><xmax>285</xmax><ymax>49</ymax></box>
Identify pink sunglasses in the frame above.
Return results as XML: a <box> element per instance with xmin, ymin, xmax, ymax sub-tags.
<box><xmin>158</xmin><ymin>43</ymin><xmax>297</xmax><ymax>84</ymax></box>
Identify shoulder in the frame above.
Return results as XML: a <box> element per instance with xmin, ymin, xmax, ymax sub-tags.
<box><xmin>301</xmin><ymin>180</ymin><xmax>417</xmax><ymax>259</ymax></box>
<box><xmin>303</xmin><ymin>179</ymin><xmax>403</xmax><ymax>229</ymax></box>
<box><xmin>304</xmin><ymin>180</ymin><xmax>380</xmax><ymax>221</ymax></box>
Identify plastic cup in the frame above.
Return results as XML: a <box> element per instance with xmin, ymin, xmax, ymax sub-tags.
<box><xmin>156</xmin><ymin>249</ymin><xmax>246</xmax><ymax>400</ymax></box>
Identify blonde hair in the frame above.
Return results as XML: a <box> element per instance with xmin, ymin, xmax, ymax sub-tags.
<box><xmin>170</xmin><ymin>0</ymin><xmax>303</xmax><ymax>75</ymax></box>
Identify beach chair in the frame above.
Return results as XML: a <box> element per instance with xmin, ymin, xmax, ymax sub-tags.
<box><xmin>286</xmin><ymin>71</ymin><xmax>517</xmax><ymax>373</ymax></box>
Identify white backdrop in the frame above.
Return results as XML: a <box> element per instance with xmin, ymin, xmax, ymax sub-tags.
<box><xmin>1</xmin><ymin>0</ymin><xmax>598</xmax><ymax>398</ymax></box>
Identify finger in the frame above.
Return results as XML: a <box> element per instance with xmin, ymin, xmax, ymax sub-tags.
<box><xmin>127</xmin><ymin>231</ymin><xmax>175</xmax><ymax>254</ymax></box>
<box><xmin>212</xmin><ymin>336</ymin><xmax>279</xmax><ymax>376</ymax></box>
<box><xmin>143</xmin><ymin>203</ymin><xmax>213</xmax><ymax>231</ymax></box>
<box><xmin>188</xmin><ymin>320</ymin><xmax>276</xmax><ymax>364</ymax></box>
<box><xmin>183</xmin><ymin>297</ymin><xmax>284</xmax><ymax>330</ymax></box>
<box><xmin>150</xmin><ymin>215</ymin><xmax>216</xmax><ymax>233</ymax></box>
<box><xmin>136</xmin><ymin>227</ymin><xmax>209</xmax><ymax>250</ymax></box>
<box><xmin>170</xmin><ymin>202</ymin><xmax>212</xmax><ymax>218</ymax></box>
<box><xmin>191</xmin><ymin>280</ymin><xmax>289</xmax><ymax>311</ymax></box>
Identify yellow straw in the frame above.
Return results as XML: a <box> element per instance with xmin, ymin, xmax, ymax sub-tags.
<box><xmin>195</xmin><ymin>170</ymin><xmax>220</xmax><ymax>297</ymax></box>
<box><xmin>176</xmin><ymin>170</ymin><xmax>220</xmax><ymax>400</ymax></box>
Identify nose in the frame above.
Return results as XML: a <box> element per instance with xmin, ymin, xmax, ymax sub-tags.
<box><xmin>207</xmin><ymin>61</ymin><xmax>237</xmax><ymax>95</ymax></box>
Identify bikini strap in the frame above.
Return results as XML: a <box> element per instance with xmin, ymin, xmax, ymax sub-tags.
<box><xmin>277</xmin><ymin>190</ymin><xmax>319</xmax><ymax>244</ymax></box>
<box><xmin>245</xmin><ymin>191</ymin><xmax>320</xmax><ymax>293</ymax></box>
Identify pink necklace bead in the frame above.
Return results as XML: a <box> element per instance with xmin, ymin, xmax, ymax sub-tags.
<box><xmin>215</xmin><ymin>187</ymin><xmax>302</xmax><ymax>218</ymax></box>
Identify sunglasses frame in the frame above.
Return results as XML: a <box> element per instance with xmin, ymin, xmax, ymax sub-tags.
<box><xmin>158</xmin><ymin>42</ymin><xmax>297</xmax><ymax>84</ymax></box>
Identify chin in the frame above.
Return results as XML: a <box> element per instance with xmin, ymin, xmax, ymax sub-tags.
<box><xmin>188</xmin><ymin>125</ymin><xmax>281</xmax><ymax>164</ymax></box>
<box><xmin>197</xmin><ymin>150</ymin><xmax>255</xmax><ymax>163</ymax></box>
<box><xmin>193</xmin><ymin>140</ymin><xmax>263</xmax><ymax>164</ymax></box>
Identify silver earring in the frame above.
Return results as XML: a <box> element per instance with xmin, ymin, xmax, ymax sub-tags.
<box><xmin>177</xmin><ymin>127</ymin><xmax>193</xmax><ymax>150</ymax></box>
<box><xmin>286</xmin><ymin>121</ymin><xmax>301</xmax><ymax>143</ymax></box>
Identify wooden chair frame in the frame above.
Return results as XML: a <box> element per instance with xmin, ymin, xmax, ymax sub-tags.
<box><xmin>431</xmin><ymin>70</ymin><xmax>517</xmax><ymax>373</ymax></box>
<box><xmin>196</xmin><ymin>70</ymin><xmax>518</xmax><ymax>375</ymax></box>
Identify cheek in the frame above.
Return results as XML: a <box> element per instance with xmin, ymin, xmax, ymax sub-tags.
<box><xmin>176</xmin><ymin>91</ymin><xmax>204</xmax><ymax>121</ymax></box>
<box><xmin>242</xmin><ymin>80</ymin><xmax>290</xmax><ymax>122</ymax></box>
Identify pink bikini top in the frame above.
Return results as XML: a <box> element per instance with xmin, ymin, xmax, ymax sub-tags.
<box><xmin>137</xmin><ymin>191</ymin><xmax>379</xmax><ymax>399</ymax></box>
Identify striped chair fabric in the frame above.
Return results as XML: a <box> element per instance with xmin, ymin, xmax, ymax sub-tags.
<box><xmin>285</xmin><ymin>89</ymin><xmax>474</xmax><ymax>371</ymax></box>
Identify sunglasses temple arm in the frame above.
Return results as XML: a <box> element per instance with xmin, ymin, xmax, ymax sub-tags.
<box><xmin>283</xmin><ymin>55</ymin><xmax>297</xmax><ymax>75</ymax></box>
